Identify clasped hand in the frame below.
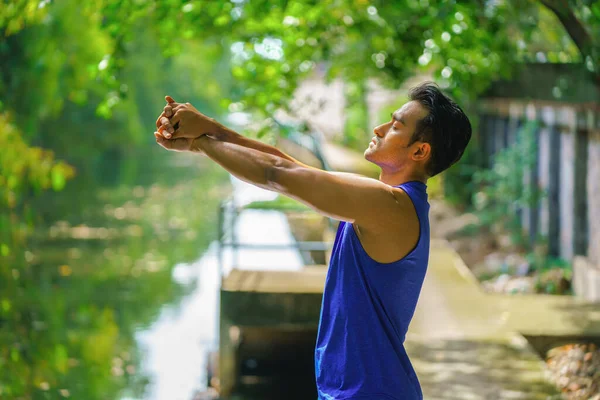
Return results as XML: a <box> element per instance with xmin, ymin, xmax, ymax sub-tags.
<box><xmin>154</xmin><ymin>96</ymin><xmax>222</xmax><ymax>152</ymax></box>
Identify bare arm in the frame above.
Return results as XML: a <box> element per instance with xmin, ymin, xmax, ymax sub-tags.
<box><xmin>155</xmin><ymin>99</ymin><xmax>417</xmax><ymax>262</ymax></box>
<box><xmin>214</xmin><ymin>127</ymin><xmax>316</xmax><ymax>170</ymax></box>
<box><xmin>156</xmin><ymin>100</ymin><xmax>411</xmax><ymax>232</ymax></box>
<box><xmin>187</xmin><ymin>134</ymin><xmax>277</xmax><ymax>190</ymax></box>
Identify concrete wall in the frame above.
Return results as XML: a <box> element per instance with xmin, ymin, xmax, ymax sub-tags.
<box><xmin>218</xmin><ymin>289</ymin><xmax>323</xmax><ymax>396</ymax></box>
<box><xmin>588</xmin><ymin>120</ymin><xmax>600</xmax><ymax>265</ymax></box>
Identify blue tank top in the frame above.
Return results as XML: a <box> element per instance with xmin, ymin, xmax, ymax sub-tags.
<box><xmin>315</xmin><ymin>181</ymin><xmax>430</xmax><ymax>400</ymax></box>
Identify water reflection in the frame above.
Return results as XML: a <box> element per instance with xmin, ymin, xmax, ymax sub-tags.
<box><xmin>135</xmin><ymin>243</ymin><xmax>221</xmax><ymax>400</ymax></box>
<box><xmin>1</xmin><ymin>148</ymin><xmax>229</xmax><ymax>400</ymax></box>
<box><xmin>222</xmin><ymin>176</ymin><xmax>305</xmax><ymax>274</ymax></box>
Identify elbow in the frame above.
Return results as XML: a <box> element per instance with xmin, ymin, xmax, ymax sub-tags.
<box><xmin>264</xmin><ymin>158</ymin><xmax>291</xmax><ymax>193</ymax></box>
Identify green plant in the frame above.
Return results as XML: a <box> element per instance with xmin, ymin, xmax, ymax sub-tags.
<box><xmin>472</xmin><ymin>120</ymin><xmax>545</xmax><ymax>249</ymax></box>
<box><xmin>442</xmin><ymin>132</ymin><xmax>479</xmax><ymax>209</ymax></box>
<box><xmin>244</xmin><ymin>195</ymin><xmax>311</xmax><ymax>211</ymax></box>
<box><xmin>0</xmin><ymin>114</ymin><xmax>75</xmax><ymax>259</ymax></box>
<box><xmin>533</xmin><ymin>264</ymin><xmax>573</xmax><ymax>294</ymax></box>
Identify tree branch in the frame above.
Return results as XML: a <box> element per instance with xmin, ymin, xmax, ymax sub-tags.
<box><xmin>539</xmin><ymin>0</ymin><xmax>593</xmax><ymax>57</ymax></box>
<box><xmin>539</xmin><ymin>0</ymin><xmax>599</xmax><ymax>86</ymax></box>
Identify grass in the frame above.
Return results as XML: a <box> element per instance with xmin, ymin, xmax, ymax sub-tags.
<box><xmin>244</xmin><ymin>195</ymin><xmax>311</xmax><ymax>211</ymax></box>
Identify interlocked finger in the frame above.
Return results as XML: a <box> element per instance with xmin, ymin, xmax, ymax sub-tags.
<box><xmin>159</xmin><ymin>116</ymin><xmax>174</xmax><ymax>137</ymax></box>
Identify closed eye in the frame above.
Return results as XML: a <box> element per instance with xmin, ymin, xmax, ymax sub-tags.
<box><xmin>390</xmin><ymin>112</ymin><xmax>406</xmax><ymax>126</ymax></box>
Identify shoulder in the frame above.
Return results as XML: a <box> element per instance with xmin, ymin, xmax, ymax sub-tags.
<box><xmin>352</xmin><ymin>186</ymin><xmax>421</xmax><ymax>263</ymax></box>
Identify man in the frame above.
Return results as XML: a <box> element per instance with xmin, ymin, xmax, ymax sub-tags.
<box><xmin>155</xmin><ymin>82</ymin><xmax>471</xmax><ymax>399</ymax></box>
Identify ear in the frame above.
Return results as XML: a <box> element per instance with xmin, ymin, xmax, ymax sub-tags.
<box><xmin>412</xmin><ymin>142</ymin><xmax>431</xmax><ymax>162</ymax></box>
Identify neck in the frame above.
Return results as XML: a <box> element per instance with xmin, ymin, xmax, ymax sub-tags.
<box><xmin>378</xmin><ymin>168</ymin><xmax>428</xmax><ymax>187</ymax></box>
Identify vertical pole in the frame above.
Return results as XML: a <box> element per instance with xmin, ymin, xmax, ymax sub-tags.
<box><xmin>528</xmin><ymin>105</ymin><xmax>540</xmax><ymax>246</ymax></box>
<box><xmin>548</xmin><ymin>111</ymin><xmax>561</xmax><ymax>257</ymax></box>
<box><xmin>231</xmin><ymin>201</ymin><xmax>238</xmax><ymax>270</ymax></box>
<box><xmin>578</xmin><ymin>109</ymin><xmax>593</xmax><ymax>260</ymax></box>
<box><xmin>494</xmin><ymin>115</ymin><xmax>508</xmax><ymax>152</ymax></box>
<box><xmin>558</xmin><ymin>106</ymin><xmax>576</xmax><ymax>260</ymax></box>
<box><xmin>217</xmin><ymin>201</ymin><xmax>224</xmax><ymax>282</ymax></box>
<box><xmin>478</xmin><ymin>113</ymin><xmax>488</xmax><ymax>168</ymax></box>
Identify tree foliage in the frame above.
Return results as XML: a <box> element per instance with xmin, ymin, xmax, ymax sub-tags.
<box><xmin>0</xmin><ymin>114</ymin><xmax>75</xmax><ymax>257</ymax></box>
<box><xmin>5</xmin><ymin>0</ymin><xmax>592</xmax><ymax>119</ymax></box>
<box><xmin>142</xmin><ymin>0</ymin><xmax>596</xmax><ymax>110</ymax></box>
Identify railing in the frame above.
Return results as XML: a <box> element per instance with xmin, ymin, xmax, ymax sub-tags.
<box><xmin>272</xmin><ymin>116</ymin><xmax>333</xmax><ymax>172</ymax></box>
<box><xmin>215</xmin><ymin>199</ymin><xmax>334</xmax><ymax>282</ymax></box>
<box><xmin>215</xmin><ymin>121</ymin><xmax>335</xmax><ymax>281</ymax></box>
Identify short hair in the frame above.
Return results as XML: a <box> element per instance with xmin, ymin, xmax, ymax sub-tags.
<box><xmin>407</xmin><ymin>82</ymin><xmax>472</xmax><ymax>176</ymax></box>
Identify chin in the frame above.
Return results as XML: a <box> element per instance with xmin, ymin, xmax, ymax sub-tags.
<box><xmin>364</xmin><ymin>148</ymin><xmax>375</xmax><ymax>162</ymax></box>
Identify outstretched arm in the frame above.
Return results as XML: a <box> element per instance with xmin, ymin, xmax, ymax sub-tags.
<box><xmin>215</xmin><ymin>127</ymin><xmax>316</xmax><ymax>170</ymax></box>
<box><xmin>156</xmin><ymin>132</ymin><xmax>410</xmax><ymax>234</ymax></box>
<box><xmin>154</xmin><ymin>98</ymin><xmax>418</xmax><ymax>263</ymax></box>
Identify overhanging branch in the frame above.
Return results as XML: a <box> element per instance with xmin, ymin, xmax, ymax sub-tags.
<box><xmin>538</xmin><ymin>0</ymin><xmax>593</xmax><ymax>58</ymax></box>
<box><xmin>539</xmin><ymin>0</ymin><xmax>599</xmax><ymax>86</ymax></box>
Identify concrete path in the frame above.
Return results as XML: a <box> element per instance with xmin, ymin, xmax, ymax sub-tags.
<box><xmin>405</xmin><ymin>240</ymin><xmax>562</xmax><ymax>399</ymax></box>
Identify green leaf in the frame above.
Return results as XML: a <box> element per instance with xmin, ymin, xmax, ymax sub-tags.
<box><xmin>10</xmin><ymin>348</ymin><xmax>19</xmax><ymax>362</ymax></box>
<box><xmin>54</xmin><ymin>345</ymin><xmax>69</xmax><ymax>373</ymax></box>
<box><xmin>51</xmin><ymin>167</ymin><xmax>67</xmax><ymax>191</ymax></box>
<box><xmin>1</xmin><ymin>298</ymin><xmax>11</xmax><ymax>312</ymax></box>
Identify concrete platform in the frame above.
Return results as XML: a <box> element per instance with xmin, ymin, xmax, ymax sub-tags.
<box><xmin>217</xmin><ymin>239</ymin><xmax>599</xmax><ymax>398</ymax></box>
<box><xmin>222</xmin><ymin>267</ymin><xmax>327</xmax><ymax>294</ymax></box>
<box><xmin>218</xmin><ymin>267</ymin><xmax>327</xmax><ymax>397</ymax></box>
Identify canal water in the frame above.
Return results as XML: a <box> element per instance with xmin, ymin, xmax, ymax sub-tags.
<box><xmin>135</xmin><ymin>177</ymin><xmax>306</xmax><ymax>400</ymax></box>
<box><xmin>2</xmin><ymin>147</ymin><xmax>310</xmax><ymax>400</ymax></box>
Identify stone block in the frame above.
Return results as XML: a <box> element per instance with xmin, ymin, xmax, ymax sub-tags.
<box><xmin>573</xmin><ymin>256</ymin><xmax>600</xmax><ymax>302</ymax></box>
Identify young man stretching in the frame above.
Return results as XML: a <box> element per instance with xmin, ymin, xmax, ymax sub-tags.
<box><xmin>154</xmin><ymin>82</ymin><xmax>471</xmax><ymax>400</ymax></box>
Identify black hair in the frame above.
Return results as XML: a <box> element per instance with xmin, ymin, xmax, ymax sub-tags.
<box><xmin>407</xmin><ymin>82</ymin><xmax>472</xmax><ymax>176</ymax></box>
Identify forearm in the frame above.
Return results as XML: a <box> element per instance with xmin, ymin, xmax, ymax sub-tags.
<box><xmin>216</xmin><ymin>126</ymin><xmax>314</xmax><ymax>169</ymax></box>
<box><xmin>193</xmin><ymin>134</ymin><xmax>291</xmax><ymax>190</ymax></box>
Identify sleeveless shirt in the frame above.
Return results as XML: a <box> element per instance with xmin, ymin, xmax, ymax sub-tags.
<box><xmin>315</xmin><ymin>181</ymin><xmax>430</xmax><ymax>400</ymax></box>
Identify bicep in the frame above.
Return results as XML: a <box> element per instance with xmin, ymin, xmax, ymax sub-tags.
<box><xmin>269</xmin><ymin>164</ymin><xmax>408</xmax><ymax>231</ymax></box>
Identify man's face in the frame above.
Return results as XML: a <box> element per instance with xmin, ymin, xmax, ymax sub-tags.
<box><xmin>364</xmin><ymin>101</ymin><xmax>429</xmax><ymax>169</ymax></box>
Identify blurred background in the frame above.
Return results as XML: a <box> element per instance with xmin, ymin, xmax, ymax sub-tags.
<box><xmin>1</xmin><ymin>1</ymin><xmax>599</xmax><ymax>399</ymax></box>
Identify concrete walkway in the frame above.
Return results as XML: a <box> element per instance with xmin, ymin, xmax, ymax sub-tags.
<box><xmin>405</xmin><ymin>240</ymin><xmax>562</xmax><ymax>399</ymax></box>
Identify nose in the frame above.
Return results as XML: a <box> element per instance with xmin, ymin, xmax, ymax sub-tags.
<box><xmin>373</xmin><ymin>122</ymin><xmax>388</xmax><ymax>138</ymax></box>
